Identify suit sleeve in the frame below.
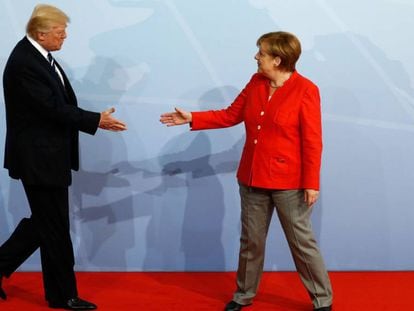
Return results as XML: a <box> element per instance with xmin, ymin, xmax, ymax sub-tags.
<box><xmin>18</xmin><ymin>62</ymin><xmax>100</xmax><ymax>135</ymax></box>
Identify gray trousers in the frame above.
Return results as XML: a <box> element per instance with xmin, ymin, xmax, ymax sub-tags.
<box><xmin>233</xmin><ymin>184</ymin><xmax>333</xmax><ymax>309</ymax></box>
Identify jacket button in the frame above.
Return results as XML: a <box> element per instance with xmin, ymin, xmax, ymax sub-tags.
<box><xmin>257</xmin><ymin>125</ymin><xmax>261</xmax><ymax>130</ymax></box>
<box><xmin>260</xmin><ymin>111</ymin><xmax>264</xmax><ymax>116</ymax></box>
<box><xmin>254</xmin><ymin>139</ymin><xmax>258</xmax><ymax>144</ymax></box>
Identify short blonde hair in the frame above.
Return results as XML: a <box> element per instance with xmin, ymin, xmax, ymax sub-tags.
<box><xmin>26</xmin><ymin>4</ymin><xmax>69</xmax><ymax>37</ymax></box>
<box><xmin>257</xmin><ymin>31</ymin><xmax>301</xmax><ymax>72</ymax></box>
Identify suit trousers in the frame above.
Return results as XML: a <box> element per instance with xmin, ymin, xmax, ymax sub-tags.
<box><xmin>0</xmin><ymin>183</ymin><xmax>77</xmax><ymax>303</ymax></box>
<box><xmin>233</xmin><ymin>184</ymin><xmax>332</xmax><ymax>308</ymax></box>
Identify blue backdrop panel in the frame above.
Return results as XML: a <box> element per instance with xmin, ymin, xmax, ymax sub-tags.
<box><xmin>0</xmin><ymin>0</ymin><xmax>413</xmax><ymax>271</ymax></box>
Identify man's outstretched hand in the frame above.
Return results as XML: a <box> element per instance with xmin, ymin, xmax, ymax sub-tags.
<box><xmin>99</xmin><ymin>107</ymin><xmax>127</xmax><ymax>131</ymax></box>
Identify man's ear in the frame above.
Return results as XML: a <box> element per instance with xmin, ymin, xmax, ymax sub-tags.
<box><xmin>36</xmin><ymin>31</ymin><xmax>46</xmax><ymax>43</ymax></box>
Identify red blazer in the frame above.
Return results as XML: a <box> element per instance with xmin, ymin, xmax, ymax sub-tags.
<box><xmin>191</xmin><ymin>71</ymin><xmax>322</xmax><ymax>190</ymax></box>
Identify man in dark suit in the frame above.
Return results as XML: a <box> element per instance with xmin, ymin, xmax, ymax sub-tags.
<box><xmin>0</xmin><ymin>4</ymin><xmax>127</xmax><ymax>310</ymax></box>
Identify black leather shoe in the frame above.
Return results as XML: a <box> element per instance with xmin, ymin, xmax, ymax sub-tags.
<box><xmin>314</xmin><ymin>306</ymin><xmax>332</xmax><ymax>311</ymax></box>
<box><xmin>0</xmin><ymin>275</ymin><xmax>6</xmax><ymax>300</ymax></box>
<box><xmin>49</xmin><ymin>297</ymin><xmax>97</xmax><ymax>310</ymax></box>
<box><xmin>225</xmin><ymin>300</ymin><xmax>250</xmax><ymax>311</ymax></box>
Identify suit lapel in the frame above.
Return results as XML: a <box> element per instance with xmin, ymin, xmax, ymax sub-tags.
<box><xmin>21</xmin><ymin>37</ymin><xmax>74</xmax><ymax>103</ymax></box>
<box><xmin>54</xmin><ymin>61</ymin><xmax>77</xmax><ymax>106</ymax></box>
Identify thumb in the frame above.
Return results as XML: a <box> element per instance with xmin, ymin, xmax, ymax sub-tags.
<box><xmin>174</xmin><ymin>107</ymin><xmax>186</xmax><ymax>116</ymax></box>
<box><xmin>105</xmin><ymin>107</ymin><xmax>115</xmax><ymax>114</ymax></box>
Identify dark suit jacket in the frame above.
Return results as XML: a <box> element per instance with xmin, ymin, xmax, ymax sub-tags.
<box><xmin>3</xmin><ymin>37</ymin><xmax>101</xmax><ymax>187</ymax></box>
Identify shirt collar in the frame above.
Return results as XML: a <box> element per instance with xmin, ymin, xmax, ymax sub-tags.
<box><xmin>26</xmin><ymin>34</ymin><xmax>49</xmax><ymax>60</ymax></box>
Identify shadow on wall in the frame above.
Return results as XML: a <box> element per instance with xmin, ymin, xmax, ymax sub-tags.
<box><xmin>105</xmin><ymin>86</ymin><xmax>244</xmax><ymax>271</ymax></box>
<box><xmin>148</xmin><ymin>86</ymin><xmax>244</xmax><ymax>271</ymax></box>
<box><xmin>300</xmin><ymin>32</ymin><xmax>414</xmax><ymax>269</ymax></box>
<box><xmin>0</xmin><ymin>180</ymin><xmax>8</xmax><ymax>243</ymax></box>
<box><xmin>68</xmin><ymin>56</ymin><xmax>140</xmax><ymax>270</ymax></box>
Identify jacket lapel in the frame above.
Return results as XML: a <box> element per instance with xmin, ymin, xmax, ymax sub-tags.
<box><xmin>21</xmin><ymin>37</ymin><xmax>73</xmax><ymax>103</ymax></box>
<box><xmin>55</xmin><ymin>61</ymin><xmax>77</xmax><ymax>105</ymax></box>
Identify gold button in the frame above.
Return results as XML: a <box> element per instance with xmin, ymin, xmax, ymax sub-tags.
<box><xmin>257</xmin><ymin>125</ymin><xmax>261</xmax><ymax>130</ymax></box>
<box><xmin>260</xmin><ymin>111</ymin><xmax>264</xmax><ymax>116</ymax></box>
<box><xmin>254</xmin><ymin>139</ymin><xmax>258</xmax><ymax>144</ymax></box>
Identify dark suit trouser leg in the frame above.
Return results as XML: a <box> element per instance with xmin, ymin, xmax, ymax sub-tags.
<box><xmin>0</xmin><ymin>218</ymin><xmax>40</xmax><ymax>277</ymax></box>
<box><xmin>22</xmin><ymin>184</ymin><xmax>78</xmax><ymax>303</ymax></box>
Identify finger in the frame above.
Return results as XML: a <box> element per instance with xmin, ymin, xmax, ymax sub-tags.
<box><xmin>160</xmin><ymin>119</ymin><xmax>174</xmax><ymax>125</ymax></box>
<box><xmin>108</xmin><ymin>116</ymin><xmax>126</xmax><ymax>126</ymax></box>
<box><xmin>160</xmin><ymin>112</ymin><xmax>174</xmax><ymax>118</ymax></box>
<box><xmin>110</xmin><ymin>124</ymin><xmax>127</xmax><ymax>131</ymax></box>
<box><xmin>115</xmin><ymin>121</ymin><xmax>127</xmax><ymax>129</ymax></box>
<box><xmin>160</xmin><ymin>116</ymin><xmax>173</xmax><ymax>122</ymax></box>
<box><xmin>115</xmin><ymin>120</ymin><xmax>127</xmax><ymax>127</ymax></box>
<box><xmin>309</xmin><ymin>195</ymin><xmax>318</xmax><ymax>207</ymax></box>
<box><xmin>105</xmin><ymin>120</ymin><xmax>126</xmax><ymax>130</ymax></box>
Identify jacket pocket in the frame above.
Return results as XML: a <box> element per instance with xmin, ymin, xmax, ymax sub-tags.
<box><xmin>270</xmin><ymin>156</ymin><xmax>289</xmax><ymax>175</ymax></box>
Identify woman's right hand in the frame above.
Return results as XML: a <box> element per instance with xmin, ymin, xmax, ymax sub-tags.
<box><xmin>160</xmin><ymin>107</ymin><xmax>192</xmax><ymax>126</ymax></box>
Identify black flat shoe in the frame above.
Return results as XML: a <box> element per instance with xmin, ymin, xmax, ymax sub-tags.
<box><xmin>49</xmin><ymin>297</ymin><xmax>97</xmax><ymax>310</ymax></box>
<box><xmin>314</xmin><ymin>306</ymin><xmax>332</xmax><ymax>311</ymax></box>
<box><xmin>224</xmin><ymin>300</ymin><xmax>250</xmax><ymax>311</ymax></box>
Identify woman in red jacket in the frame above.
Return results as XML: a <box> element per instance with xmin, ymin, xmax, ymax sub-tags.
<box><xmin>160</xmin><ymin>31</ymin><xmax>332</xmax><ymax>311</ymax></box>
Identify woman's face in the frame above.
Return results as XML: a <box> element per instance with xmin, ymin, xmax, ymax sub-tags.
<box><xmin>254</xmin><ymin>43</ymin><xmax>277</xmax><ymax>76</ymax></box>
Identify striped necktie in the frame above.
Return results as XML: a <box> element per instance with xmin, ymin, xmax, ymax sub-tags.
<box><xmin>47</xmin><ymin>52</ymin><xmax>55</xmax><ymax>68</ymax></box>
<box><xmin>47</xmin><ymin>52</ymin><xmax>64</xmax><ymax>86</ymax></box>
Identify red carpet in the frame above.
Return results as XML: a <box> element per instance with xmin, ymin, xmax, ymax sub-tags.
<box><xmin>0</xmin><ymin>271</ymin><xmax>413</xmax><ymax>310</ymax></box>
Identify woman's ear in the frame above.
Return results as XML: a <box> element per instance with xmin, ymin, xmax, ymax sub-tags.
<box><xmin>273</xmin><ymin>56</ymin><xmax>281</xmax><ymax>67</ymax></box>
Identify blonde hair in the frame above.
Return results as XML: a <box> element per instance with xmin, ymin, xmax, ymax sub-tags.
<box><xmin>257</xmin><ymin>31</ymin><xmax>301</xmax><ymax>72</ymax></box>
<box><xmin>26</xmin><ymin>4</ymin><xmax>69</xmax><ymax>37</ymax></box>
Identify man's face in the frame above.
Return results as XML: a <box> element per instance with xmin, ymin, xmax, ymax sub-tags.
<box><xmin>37</xmin><ymin>24</ymin><xmax>67</xmax><ymax>51</ymax></box>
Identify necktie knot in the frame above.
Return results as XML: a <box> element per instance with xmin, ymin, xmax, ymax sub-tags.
<box><xmin>47</xmin><ymin>52</ymin><xmax>54</xmax><ymax>66</ymax></box>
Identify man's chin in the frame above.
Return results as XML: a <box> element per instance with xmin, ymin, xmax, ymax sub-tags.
<box><xmin>52</xmin><ymin>44</ymin><xmax>64</xmax><ymax>51</ymax></box>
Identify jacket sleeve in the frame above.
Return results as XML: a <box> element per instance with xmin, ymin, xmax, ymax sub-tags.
<box><xmin>299</xmin><ymin>84</ymin><xmax>323</xmax><ymax>190</ymax></box>
<box><xmin>16</xmin><ymin>59</ymin><xmax>100</xmax><ymax>135</ymax></box>
<box><xmin>191</xmin><ymin>74</ymin><xmax>259</xmax><ymax>130</ymax></box>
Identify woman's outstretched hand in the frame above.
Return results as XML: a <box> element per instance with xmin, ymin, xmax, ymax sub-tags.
<box><xmin>160</xmin><ymin>107</ymin><xmax>192</xmax><ymax>126</ymax></box>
